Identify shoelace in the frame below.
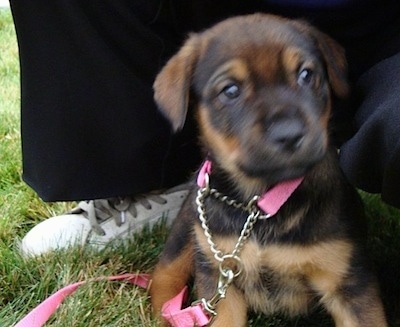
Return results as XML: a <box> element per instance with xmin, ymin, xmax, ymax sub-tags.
<box><xmin>71</xmin><ymin>184</ymin><xmax>189</xmax><ymax>236</ymax></box>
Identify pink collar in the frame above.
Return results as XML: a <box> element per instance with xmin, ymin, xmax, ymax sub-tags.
<box><xmin>197</xmin><ymin>160</ymin><xmax>303</xmax><ymax>217</ymax></box>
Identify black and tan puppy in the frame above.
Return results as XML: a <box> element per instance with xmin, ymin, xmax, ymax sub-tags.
<box><xmin>150</xmin><ymin>14</ymin><xmax>386</xmax><ymax>327</ymax></box>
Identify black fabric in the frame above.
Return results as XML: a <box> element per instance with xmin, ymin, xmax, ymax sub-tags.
<box><xmin>11</xmin><ymin>0</ymin><xmax>199</xmax><ymax>201</ymax></box>
<box><xmin>10</xmin><ymin>0</ymin><xmax>258</xmax><ymax>201</ymax></box>
<box><xmin>9</xmin><ymin>0</ymin><xmax>400</xmax><ymax>207</ymax></box>
<box><xmin>340</xmin><ymin>53</ymin><xmax>400</xmax><ymax>207</ymax></box>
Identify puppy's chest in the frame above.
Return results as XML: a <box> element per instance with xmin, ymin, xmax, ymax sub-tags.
<box><xmin>195</xmin><ymin>209</ymin><xmax>353</xmax><ymax>315</ymax></box>
<box><xmin>234</xmin><ymin>241</ymin><xmax>312</xmax><ymax>315</ymax></box>
<box><xmin>193</xmin><ymin>198</ymin><xmax>349</xmax><ymax>315</ymax></box>
<box><xmin>201</xmin><ymin>234</ymin><xmax>312</xmax><ymax>315</ymax></box>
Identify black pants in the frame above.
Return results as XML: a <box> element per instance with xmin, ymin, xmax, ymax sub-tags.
<box><xmin>10</xmin><ymin>0</ymin><xmax>400</xmax><ymax>208</ymax></box>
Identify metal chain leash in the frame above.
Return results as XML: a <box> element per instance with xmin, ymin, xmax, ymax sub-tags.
<box><xmin>194</xmin><ymin>171</ymin><xmax>263</xmax><ymax>318</ymax></box>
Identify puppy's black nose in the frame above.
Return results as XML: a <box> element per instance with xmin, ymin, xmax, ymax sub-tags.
<box><xmin>268</xmin><ymin>119</ymin><xmax>305</xmax><ymax>151</ymax></box>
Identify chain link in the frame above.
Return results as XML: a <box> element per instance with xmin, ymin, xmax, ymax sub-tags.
<box><xmin>196</xmin><ymin>172</ymin><xmax>261</xmax><ymax>264</ymax></box>
<box><xmin>208</xmin><ymin>188</ymin><xmax>261</xmax><ymax>213</ymax></box>
<box><xmin>232</xmin><ymin>210</ymin><xmax>260</xmax><ymax>257</ymax></box>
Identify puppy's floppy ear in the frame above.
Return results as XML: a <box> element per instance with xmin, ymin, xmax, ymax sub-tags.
<box><xmin>153</xmin><ymin>35</ymin><xmax>200</xmax><ymax>131</ymax></box>
<box><xmin>313</xmin><ymin>30</ymin><xmax>349</xmax><ymax>98</ymax></box>
<box><xmin>292</xmin><ymin>21</ymin><xmax>349</xmax><ymax>98</ymax></box>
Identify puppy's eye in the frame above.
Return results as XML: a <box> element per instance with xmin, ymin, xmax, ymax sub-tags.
<box><xmin>218</xmin><ymin>83</ymin><xmax>241</xmax><ymax>102</ymax></box>
<box><xmin>297</xmin><ymin>68</ymin><xmax>314</xmax><ymax>86</ymax></box>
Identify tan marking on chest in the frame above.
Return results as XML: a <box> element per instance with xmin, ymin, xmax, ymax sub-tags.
<box><xmin>194</xmin><ymin>224</ymin><xmax>353</xmax><ymax>315</ymax></box>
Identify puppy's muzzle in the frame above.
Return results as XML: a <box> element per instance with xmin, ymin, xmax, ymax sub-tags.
<box><xmin>267</xmin><ymin>117</ymin><xmax>305</xmax><ymax>152</ymax></box>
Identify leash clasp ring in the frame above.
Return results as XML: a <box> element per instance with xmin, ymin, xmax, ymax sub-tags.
<box><xmin>219</xmin><ymin>254</ymin><xmax>243</xmax><ymax>278</ymax></box>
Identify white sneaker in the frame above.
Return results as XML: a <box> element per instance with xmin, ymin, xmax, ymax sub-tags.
<box><xmin>20</xmin><ymin>184</ymin><xmax>189</xmax><ymax>256</ymax></box>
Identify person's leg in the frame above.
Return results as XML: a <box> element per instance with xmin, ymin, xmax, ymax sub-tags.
<box><xmin>340</xmin><ymin>51</ymin><xmax>400</xmax><ymax>208</ymax></box>
<box><xmin>11</xmin><ymin>0</ymin><xmax>199</xmax><ymax>202</ymax></box>
<box><xmin>10</xmin><ymin>0</ymin><xmax>201</xmax><ymax>255</ymax></box>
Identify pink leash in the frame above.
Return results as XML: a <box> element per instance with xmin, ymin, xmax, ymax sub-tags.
<box><xmin>15</xmin><ymin>274</ymin><xmax>150</xmax><ymax>327</ymax></box>
<box><xmin>161</xmin><ymin>287</ymin><xmax>211</xmax><ymax>326</ymax></box>
<box><xmin>16</xmin><ymin>160</ymin><xmax>302</xmax><ymax>327</ymax></box>
<box><xmin>15</xmin><ymin>273</ymin><xmax>210</xmax><ymax>327</ymax></box>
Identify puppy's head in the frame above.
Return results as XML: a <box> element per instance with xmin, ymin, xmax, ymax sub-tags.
<box><xmin>154</xmin><ymin>14</ymin><xmax>348</xmax><ymax>193</ymax></box>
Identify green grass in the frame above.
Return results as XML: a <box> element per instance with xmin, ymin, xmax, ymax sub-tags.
<box><xmin>1</xmin><ymin>8</ymin><xmax>400</xmax><ymax>327</ymax></box>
